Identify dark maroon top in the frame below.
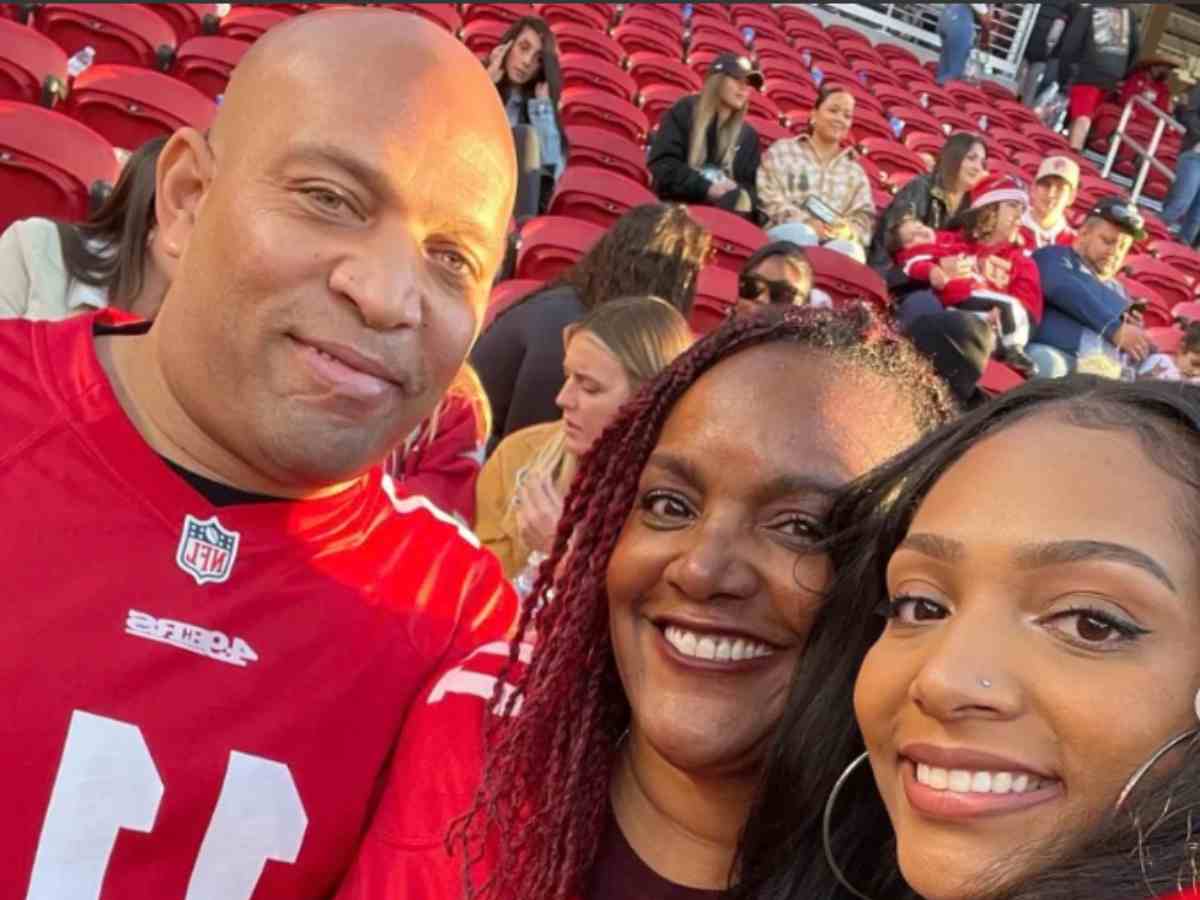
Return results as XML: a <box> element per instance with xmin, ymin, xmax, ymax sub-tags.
<box><xmin>585</xmin><ymin>808</ymin><xmax>727</xmax><ymax>900</ymax></box>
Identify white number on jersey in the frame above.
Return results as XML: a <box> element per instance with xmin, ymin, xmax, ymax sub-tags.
<box><xmin>26</xmin><ymin>711</ymin><xmax>308</xmax><ymax>900</ymax></box>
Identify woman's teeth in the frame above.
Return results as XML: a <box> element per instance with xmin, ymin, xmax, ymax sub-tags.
<box><xmin>915</xmin><ymin>763</ymin><xmax>1049</xmax><ymax>795</ymax></box>
<box><xmin>663</xmin><ymin>625</ymin><xmax>774</xmax><ymax>662</ymax></box>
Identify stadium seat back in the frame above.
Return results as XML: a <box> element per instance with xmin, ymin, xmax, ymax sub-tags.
<box><xmin>639</xmin><ymin>83</ymin><xmax>689</xmax><ymax>131</ymax></box>
<box><xmin>376</xmin><ymin>4</ymin><xmax>462</xmax><ymax>33</ymax></box>
<box><xmin>219</xmin><ymin>7</ymin><xmax>291</xmax><ymax>42</ymax></box>
<box><xmin>685</xmin><ymin>205</ymin><xmax>770</xmax><ymax>273</ymax></box>
<box><xmin>560</xmin><ymin>88</ymin><xmax>648</xmax><ymax>144</ymax></box>
<box><xmin>615</xmin><ymin>6</ymin><xmax>684</xmax><ymax>43</ymax></box>
<box><xmin>627</xmin><ymin>53</ymin><xmax>701</xmax><ymax>93</ymax></box>
<box><xmin>515</xmin><ymin>215</ymin><xmax>605</xmax><ymax>282</ymax></box>
<box><xmin>144</xmin><ymin>4</ymin><xmax>220</xmax><ymax>43</ymax></box>
<box><xmin>690</xmin><ymin>265</ymin><xmax>738</xmax><ymax>335</ymax></box>
<box><xmin>547</xmin><ymin>165</ymin><xmax>657</xmax><ymax>228</ymax></box>
<box><xmin>552</xmin><ymin>23</ymin><xmax>624</xmax><ymax>67</ymax></box>
<box><xmin>804</xmin><ymin>245</ymin><xmax>889</xmax><ymax>309</ymax></box>
<box><xmin>173</xmin><ymin>36</ymin><xmax>249</xmax><ymax>100</ymax></box>
<box><xmin>460</xmin><ymin>19</ymin><xmax>508</xmax><ymax>57</ymax></box>
<box><xmin>686</xmin><ymin>28</ymin><xmax>745</xmax><ymax>59</ymax></box>
<box><xmin>1147</xmin><ymin>325</ymin><xmax>1184</xmax><ymax>354</ymax></box>
<box><xmin>0</xmin><ymin>19</ymin><xmax>68</xmax><ymax>106</ymax></box>
<box><xmin>745</xmin><ymin>115</ymin><xmax>792</xmax><ymax>154</ymax></box>
<box><xmin>0</xmin><ymin>100</ymin><xmax>118</xmax><ymax>230</ymax></box>
<box><xmin>35</xmin><ymin>3</ymin><xmax>177</xmax><ymax>70</ymax></box>
<box><xmin>65</xmin><ymin>64</ymin><xmax>217</xmax><ymax>151</ymax></box>
<box><xmin>462</xmin><ymin>4</ymin><xmax>535</xmax><ymax>28</ymax></box>
<box><xmin>613</xmin><ymin>23</ymin><xmax>681</xmax><ymax>59</ymax></box>
<box><xmin>560</xmin><ymin>53</ymin><xmax>636</xmax><ymax>102</ymax></box>
<box><xmin>534</xmin><ymin>3</ymin><xmax>612</xmax><ymax>32</ymax></box>
<box><xmin>564</xmin><ymin>125</ymin><xmax>650</xmax><ymax>187</ymax></box>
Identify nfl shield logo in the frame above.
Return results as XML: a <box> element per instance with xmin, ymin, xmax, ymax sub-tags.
<box><xmin>176</xmin><ymin>514</ymin><xmax>240</xmax><ymax>585</ymax></box>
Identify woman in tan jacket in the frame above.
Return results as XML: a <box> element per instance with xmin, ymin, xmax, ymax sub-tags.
<box><xmin>475</xmin><ymin>295</ymin><xmax>693</xmax><ymax>582</ymax></box>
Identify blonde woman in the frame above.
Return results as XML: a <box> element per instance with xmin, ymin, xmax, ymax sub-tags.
<box><xmin>474</xmin><ymin>296</ymin><xmax>693</xmax><ymax>581</ymax></box>
<box><xmin>647</xmin><ymin>53</ymin><xmax>763</xmax><ymax>218</ymax></box>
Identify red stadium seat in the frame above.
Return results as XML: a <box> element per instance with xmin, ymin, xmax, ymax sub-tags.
<box><xmin>376</xmin><ymin>4</ymin><xmax>462</xmax><ymax>33</ymax></box>
<box><xmin>745</xmin><ymin>90</ymin><xmax>782</xmax><ymax>124</ymax></box>
<box><xmin>564</xmin><ymin>125</ymin><xmax>651</xmax><ymax>188</ymax></box>
<box><xmin>857</xmin><ymin>138</ymin><xmax>928</xmax><ymax>182</ymax></box>
<box><xmin>34</xmin><ymin>3</ymin><xmax>176</xmax><ymax>70</ymax></box>
<box><xmin>752</xmin><ymin>37</ymin><xmax>803</xmax><ymax>68</ymax></box>
<box><xmin>64</xmin><ymin>64</ymin><xmax>217</xmax><ymax>151</ymax></box>
<box><xmin>810</xmin><ymin>62</ymin><xmax>860</xmax><ymax>90</ymax></box>
<box><xmin>219</xmin><ymin>7</ymin><xmax>290</xmax><ymax>42</ymax></box>
<box><xmin>483</xmin><ymin>279</ymin><xmax>543</xmax><ymax>331</ymax></box>
<box><xmin>876</xmin><ymin>42</ymin><xmax>921</xmax><ymax>69</ymax></box>
<box><xmin>987</xmin><ymin>128</ymin><xmax>1042</xmax><ymax>157</ymax></box>
<box><xmin>777</xmin><ymin>5</ymin><xmax>822</xmax><ymax>30</ymax></box>
<box><xmin>804</xmin><ymin>246</ymin><xmax>889</xmax><ymax>309</ymax></box>
<box><xmin>746</xmin><ymin>115</ymin><xmax>793</xmax><ymax>153</ymax></box>
<box><xmin>978</xmin><ymin>361</ymin><xmax>1025</xmax><ymax>394</ymax></box>
<box><xmin>1123</xmin><ymin>255</ymin><xmax>1196</xmax><ymax>309</ymax></box>
<box><xmin>843</xmin><ymin>83</ymin><xmax>884</xmax><ymax>119</ymax></box>
<box><xmin>1148</xmin><ymin>240</ymin><xmax>1200</xmax><ymax>283</ymax></box>
<box><xmin>903</xmin><ymin>130</ymin><xmax>945</xmax><ymax>161</ymax></box>
<box><xmin>616</xmin><ymin>5</ymin><xmax>684</xmax><ymax>43</ymax></box>
<box><xmin>1010</xmin><ymin>150</ymin><xmax>1044</xmax><ymax>177</ymax></box>
<box><xmin>765</xmin><ymin>77</ymin><xmax>817</xmax><ymax>113</ymax></box>
<box><xmin>690</xmin><ymin>265</ymin><xmax>738</xmax><ymax>335</ymax></box>
<box><xmin>685</xmin><ymin>205</ymin><xmax>770</xmax><ymax>272</ymax></box>
<box><xmin>1116</xmin><ymin>275</ymin><xmax>1169</xmax><ymax>316</ymax></box>
<box><xmin>547</xmin><ymin>165</ymin><xmax>657</xmax><ymax>228</ymax></box>
<box><xmin>515</xmin><ymin>215</ymin><xmax>605</xmax><ymax>282</ymax></box>
<box><xmin>0</xmin><ymin>100</ymin><xmax>118</xmax><ymax>231</ymax></box>
<box><xmin>928</xmin><ymin>104</ymin><xmax>982</xmax><ymax>135</ymax></box>
<box><xmin>1173</xmin><ymin>301</ymin><xmax>1200</xmax><ymax>324</ymax></box>
<box><xmin>460</xmin><ymin>20</ymin><xmax>507</xmax><ymax>57</ymax></box>
<box><xmin>560</xmin><ymin>88</ymin><xmax>649</xmax><ymax>144</ymax></box>
<box><xmin>849</xmin><ymin>113</ymin><xmax>899</xmax><ymax>146</ymax></box>
<box><xmin>685</xmin><ymin>49</ymin><xmax>723</xmax><ymax>80</ymax></box>
<box><xmin>732</xmin><ymin>16</ymin><xmax>788</xmax><ymax>47</ymax></box>
<box><xmin>552</xmin><ymin>23</ymin><xmax>624</xmax><ymax>67</ymax></box>
<box><xmin>984</xmin><ymin>158</ymin><xmax>1026</xmax><ymax>181</ymax></box>
<box><xmin>560</xmin><ymin>53</ymin><xmax>636</xmax><ymax>102</ymax></box>
<box><xmin>143</xmin><ymin>4</ymin><xmax>219</xmax><ymax>42</ymax></box>
<box><xmin>0</xmin><ymin>19</ymin><xmax>68</xmax><ymax>107</ymax></box>
<box><xmin>613</xmin><ymin>23</ymin><xmax>681</xmax><ymax>59</ymax></box>
<box><xmin>690</xmin><ymin>3</ymin><xmax>732</xmax><ymax>26</ymax></box>
<box><xmin>640</xmin><ymin>83</ymin><xmax>689</xmax><ymax>130</ymax></box>
<box><xmin>462</xmin><ymin>3</ymin><xmax>535</xmax><ymax>28</ymax></box>
<box><xmin>687</xmin><ymin>28</ymin><xmax>745</xmax><ymax>59</ymax></box>
<box><xmin>1147</xmin><ymin>326</ymin><xmax>1184</xmax><ymax>354</ymax></box>
<box><xmin>627</xmin><ymin>53</ymin><xmax>701</xmax><ymax>94</ymax></box>
<box><xmin>172</xmin><ymin>36</ymin><xmax>250</xmax><ymax>100</ymax></box>
<box><xmin>535</xmin><ymin>3</ymin><xmax>612</xmax><ymax>31</ymax></box>
<box><xmin>979</xmin><ymin>79</ymin><xmax>1018</xmax><ymax>103</ymax></box>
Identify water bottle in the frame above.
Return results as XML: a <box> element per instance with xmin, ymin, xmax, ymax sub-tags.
<box><xmin>977</xmin><ymin>115</ymin><xmax>989</xmax><ymax>131</ymax></box>
<box><xmin>800</xmin><ymin>49</ymin><xmax>812</xmax><ymax>69</ymax></box>
<box><xmin>741</xmin><ymin>26</ymin><xmax>755</xmax><ymax>47</ymax></box>
<box><xmin>681</xmin><ymin>3</ymin><xmax>693</xmax><ymax>21</ymax></box>
<box><xmin>811</xmin><ymin>66</ymin><xmax>824</xmax><ymax>87</ymax></box>
<box><xmin>918</xmin><ymin>91</ymin><xmax>930</xmax><ymax>109</ymax></box>
<box><xmin>888</xmin><ymin>115</ymin><xmax>906</xmax><ymax>139</ymax></box>
<box><xmin>67</xmin><ymin>45</ymin><xmax>95</xmax><ymax>79</ymax></box>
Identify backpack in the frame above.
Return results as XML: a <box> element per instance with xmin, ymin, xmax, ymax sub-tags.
<box><xmin>1086</xmin><ymin>6</ymin><xmax>1133</xmax><ymax>83</ymax></box>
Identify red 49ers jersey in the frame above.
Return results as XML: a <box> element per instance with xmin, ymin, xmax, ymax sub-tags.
<box><xmin>0</xmin><ymin>315</ymin><xmax>517</xmax><ymax>899</ymax></box>
<box><xmin>335</xmin><ymin>641</ymin><xmax>533</xmax><ymax>900</ymax></box>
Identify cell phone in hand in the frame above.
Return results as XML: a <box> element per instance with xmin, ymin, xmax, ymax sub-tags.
<box><xmin>803</xmin><ymin>195</ymin><xmax>840</xmax><ymax>226</ymax></box>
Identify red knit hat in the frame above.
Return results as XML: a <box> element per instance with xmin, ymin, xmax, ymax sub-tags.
<box><xmin>969</xmin><ymin>173</ymin><xmax>1029</xmax><ymax>210</ymax></box>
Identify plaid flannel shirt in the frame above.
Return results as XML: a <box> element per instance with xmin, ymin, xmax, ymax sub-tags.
<box><xmin>756</xmin><ymin>135</ymin><xmax>876</xmax><ymax>245</ymax></box>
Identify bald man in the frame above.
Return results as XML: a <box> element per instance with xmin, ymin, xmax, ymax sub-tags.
<box><xmin>1</xmin><ymin>11</ymin><xmax>519</xmax><ymax>898</ymax></box>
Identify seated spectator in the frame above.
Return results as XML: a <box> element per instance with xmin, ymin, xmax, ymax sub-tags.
<box><xmin>757</xmin><ymin>85</ymin><xmax>874</xmax><ymax>262</ymax></box>
<box><xmin>1162</xmin><ymin>81</ymin><xmax>1200</xmax><ymax>246</ymax></box>
<box><xmin>906</xmin><ymin>309</ymin><xmax>996</xmax><ymax>409</ymax></box>
<box><xmin>869</xmin><ymin>131</ymin><xmax>988</xmax><ymax>301</ymax></box>
<box><xmin>647</xmin><ymin>54</ymin><xmax>763</xmax><ymax>218</ymax></box>
<box><xmin>1028</xmin><ymin>196</ymin><xmax>1152</xmax><ymax>377</ymax></box>
<box><xmin>1019</xmin><ymin>156</ymin><xmax>1080</xmax><ymax>249</ymax></box>
<box><xmin>734</xmin><ymin>240</ymin><xmax>820</xmax><ymax>318</ymax></box>
<box><xmin>1120</xmin><ymin>59</ymin><xmax>1175</xmax><ymax>124</ymax></box>
<box><xmin>486</xmin><ymin>16</ymin><xmax>566</xmax><ymax>219</ymax></box>
<box><xmin>1139</xmin><ymin>321</ymin><xmax>1200</xmax><ymax>382</ymax></box>
<box><xmin>471</xmin><ymin>204</ymin><xmax>710</xmax><ymax>445</ymax></box>
<box><xmin>334</xmin><ymin>305</ymin><xmax>955</xmax><ymax>900</ymax></box>
<box><xmin>474</xmin><ymin>296</ymin><xmax>691</xmax><ymax>581</ymax></box>
<box><xmin>889</xmin><ymin>174</ymin><xmax>1042</xmax><ymax>375</ymax></box>
<box><xmin>0</xmin><ymin>136</ymin><xmax>169</xmax><ymax>321</ymax></box>
<box><xmin>387</xmin><ymin>364</ymin><xmax>491</xmax><ymax>525</ymax></box>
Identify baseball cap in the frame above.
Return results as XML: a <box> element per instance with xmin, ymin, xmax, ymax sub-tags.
<box><xmin>708</xmin><ymin>53</ymin><xmax>764</xmax><ymax>90</ymax></box>
<box><xmin>1034</xmin><ymin>156</ymin><xmax>1080</xmax><ymax>194</ymax></box>
<box><xmin>1089</xmin><ymin>196</ymin><xmax>1147</xmax><ymax>241</ymax></box>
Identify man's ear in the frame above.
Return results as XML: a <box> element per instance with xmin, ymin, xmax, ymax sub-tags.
<box><xmin>154</xmin><ymin>127</ymin><xmax>215</xmax><ymax>267</ymax></box>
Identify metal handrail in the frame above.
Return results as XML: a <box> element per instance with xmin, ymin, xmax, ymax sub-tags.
<box><xmin>1101</xmin><ymin>94</ymin><xmax>1186</xmax><ymax>202</ymax></box>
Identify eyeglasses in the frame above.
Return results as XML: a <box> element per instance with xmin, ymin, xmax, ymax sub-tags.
<box><xmin>1092</xmin><ymin>202</ymin><xmax>1145</xmax><ymax>233</ymax></box>
<box><xmin>738</xmin><ymin>273</ymin><xmax>803</xmax><ymax>306</ymax></box>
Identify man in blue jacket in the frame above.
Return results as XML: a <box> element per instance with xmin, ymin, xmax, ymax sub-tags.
<box><xmin>1027</xmin><ymin>197</ymin><xmax>1153</xmax><ymax>377</ymax></box>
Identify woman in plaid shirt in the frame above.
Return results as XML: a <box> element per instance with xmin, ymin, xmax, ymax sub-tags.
<box><xmin>756</xmin><ymin>84</ymin><xmax>875</xmax><ymax>263</ymax></box>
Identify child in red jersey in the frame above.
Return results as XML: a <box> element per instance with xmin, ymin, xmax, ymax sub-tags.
<box><xmin>889</xmin><ymin>173</ymin><xmax>1044</xmax><ymax>375</ymax></box>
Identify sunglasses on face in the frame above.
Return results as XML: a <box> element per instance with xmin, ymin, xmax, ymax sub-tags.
<box><xmin>738</xmin><ymin>273</ymin><xmax>803</xmax><ymax>306</ymax></box>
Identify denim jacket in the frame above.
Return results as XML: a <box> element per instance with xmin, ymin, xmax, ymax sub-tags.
<box><xmin>505</xmin><ymin>93</ymin><xmax>565</xmax><ymax>178</ymax></box>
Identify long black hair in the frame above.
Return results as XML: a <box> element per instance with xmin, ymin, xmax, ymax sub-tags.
<box><xmin>54</xmin><ymin>136</ymin><xmax>166</xmax><ymax>312</ymax></box>
<box><xmin>733</xmin><ymin>376</ymin><xmax>1200</xmax><ymax>900</ymax></box>
<box><xmin>933</xmin><ymin>131</ymin><xmax>986</xmax><ymax>195</ymax></box>
<box><xmin>495</xmin><ymin>16</ymin><xmax>569</xmax><ymax>158</ymax></box>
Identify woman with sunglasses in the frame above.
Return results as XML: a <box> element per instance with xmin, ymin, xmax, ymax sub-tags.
<box><xmin>734</xmin><ymin>241</ymin><xmax>818</xmax><ymax>318</ymax></box>
<box><xmin>734</xmin><ymin>375</ymin><xmax>1200</xmax><ymax>900</ymax></box>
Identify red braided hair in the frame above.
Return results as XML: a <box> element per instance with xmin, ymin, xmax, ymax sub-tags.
<box><xmin>448</xmin><ymin>303</ymin><xmax>956</xmax><ymax>900</ymax></box>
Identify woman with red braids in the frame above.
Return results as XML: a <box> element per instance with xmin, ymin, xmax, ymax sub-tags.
<box><xmin>334</xmin><ymin>305</ymin><xmax>956</xmax><ymax>900</ymax></box>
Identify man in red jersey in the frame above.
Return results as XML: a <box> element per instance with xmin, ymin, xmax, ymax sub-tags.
<box><xmin>1</xmin><ymin>9</ymin><xmax>518</xmax><ymax>900</ymax></box>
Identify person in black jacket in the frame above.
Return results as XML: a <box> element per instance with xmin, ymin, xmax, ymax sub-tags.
<box><xmin>471</xmin><ymin>204</ymin><xmax>710</xmax><ymax>447</ymax></box>
<box><xmin>1162</xmin><ymin>82</ymin><xmax>1200</xmax><ymax>246</ymax></box>
<box><xmin>1019</xmin><ymin>1</ymin><xmax>1076</xmax><ymax>105</ymax></box>
<box><xmin>1055</xmin><ymin>2</ymin><xmax>1141</xmax><ymax>150</ymax></box>
<box><xmin>647</xmin><ymin>53</ymin><xmax>763</xmax><ymax>219</ymax></box>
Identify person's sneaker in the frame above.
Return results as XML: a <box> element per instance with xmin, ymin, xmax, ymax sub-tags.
<box><xmin>998</xmin><ymin>346</ymin><xmax>1037</xmax><ymax>377</ymax></box>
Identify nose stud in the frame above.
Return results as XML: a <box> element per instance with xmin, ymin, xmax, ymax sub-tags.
<box><xmin>978</xmin><ymin>677</ymin><xmax>992</xmax><ymax>689</ymax></box>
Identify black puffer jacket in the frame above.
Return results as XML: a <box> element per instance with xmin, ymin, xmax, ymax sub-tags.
<box><xmin>1023</xmin><ymin>0</ymin><xmax>1075</xmax><ymax>62</ymax></box>
<box><xmin>1057</xmin><ymin>2</ymin><xmax>1140</xmax><ymax>90</ymax></box>
<box><xmin>647</xmin><ymin>94</ymin><xmax>760</xmax><ymax>207</ymax></box>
